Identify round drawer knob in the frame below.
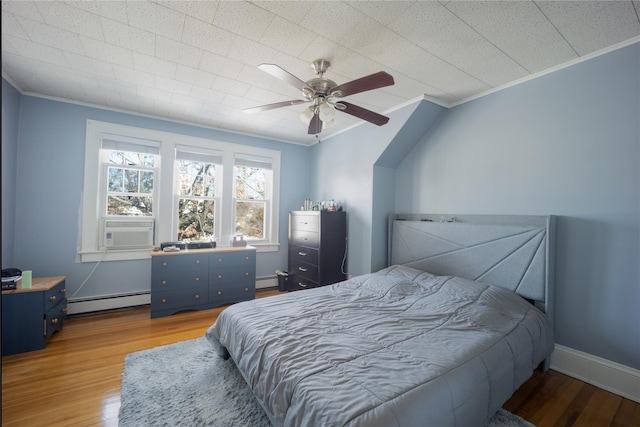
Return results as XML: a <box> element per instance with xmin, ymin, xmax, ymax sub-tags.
<box><xmin>217</xmin><ymin>291</ymin><xmax>222</xmax><ymax>296</ymax></box>
<box><xmin>62</xmin><ymin>308</ymin><xmax>68</xmax><ymax>313</ymax></box>
<box><xmin>218</xmin><ymin>274</ymin><xmax>222</xmax><ymax>279</ymax></box>
<box><xmin>49</xmin><ymin>296</ymin><xmax>57</xmax><ymax>302</ymax></box>
<box><xmin>195</xmin><ymin>277</ymin><xmax>200</xmax><ymax>282</ymax></box>
<box><xmin>196</xmin><ymin>259</ymin><xmax>200</xmax><ymax>264</ymax></box>
<box><xmin>51</xmin><ymin>318</ymin><xmax>59</xmax><ymax>324</ymax></box>
<box><xmin>162</xmin><ymin>280</ymin><xmax>167</xmax><ymax>285</ymax></box>
<box><xmin>218</xmin><ymin>258</ymin><xmax>222</xmax><ymax>262</ymax></box>
<box><xmin>161</xmin><ymin>298</ymin><xmax>167</xmax><ymax>303</ymax></box>
<box><xmin>195</xmin><ymin>294</ymin><xmax>200</xmax><ymax>299</ymax></box>
<box><xmin>60</xmin><ymin>288</ymin><xmax>67</xmax><ymax>294</ymax></box>
<box><xmin>162</xmin><ymin>262</ymin><xmax>168</xmax><ymax>267</ymax></box>
<box><xmin>245</xmin><ymin>256</ymin><xmax>249</xmax><ymax>260</ymax></box>
<box><xmin>244</xmin><ymin>287</ymin><xmax>249</xmax><ymax>292</ymax></box>
<box><xmin>245</xmin><ymin>272</ymin><xmax>249</xmax><ymax>276</ymax></box>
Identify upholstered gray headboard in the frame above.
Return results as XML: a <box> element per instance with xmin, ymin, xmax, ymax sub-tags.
<box><xmin>388</xmin><ymin>214</ymin><xmax>556</xmax><ymax>320</ymax></box>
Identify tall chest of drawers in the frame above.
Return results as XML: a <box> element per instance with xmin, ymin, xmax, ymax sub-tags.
<box><xmin>288</xmin><ymin>211</ymin><xmax>346</xmax><ymax>291</ymax></box>
<box><xmin>151</xmin><ymin>247</ymin><xmax>256</xmax><ymax>318</ymax></box>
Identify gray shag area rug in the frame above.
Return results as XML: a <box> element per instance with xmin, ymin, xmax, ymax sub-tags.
<box><xmin>119</xmin><ymin>337</ymin><xmax>535</xmax><ymax>427</ymax></box>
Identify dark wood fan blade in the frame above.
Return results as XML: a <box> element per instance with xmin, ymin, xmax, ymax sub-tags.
<box><xmin>243</xmin><ymin>99</ymin><xmax>307</xmax><ymax>113</ymax></box>
<box><xmin>308</xmin><ymin>111</ymin><xmax>322</xmax><ymax>134</ymax></box>
<box><xmin>330</xmin><ymin>71</ymin><xmax>394</xmax><ymax>98</ymax></box>
<box><xmin>258</xmin><ymin>63</ymin><xmax>314</xmax><ymax>94</ymax></box>
<box><xmin>336</xmin><ymin>101</ymin><xmax>389</xmax><ymax>126</ymax></box>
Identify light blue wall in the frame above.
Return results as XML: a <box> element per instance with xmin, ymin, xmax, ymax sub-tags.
<box><xmin>309</xmin><ymin>101</ymin><xmax>428</xmax><ymax>276</ymax></box>
<box><xmin>1</xmin><ymin>79</ymin><xmax>21</xmax><ymax>269</ymax></box>
<box><xmin>3</xmin><ymin>92</ymin><xmax>309</xmax><ymax>299</ymax></box>
<box><xmin>396</xmin><ymin>43</ymin><xmax>640</xmax><ymax>369</ymax></box>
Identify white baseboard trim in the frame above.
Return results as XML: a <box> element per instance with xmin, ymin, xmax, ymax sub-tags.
<box><xmin>550</xmin><ymin>344</ymin><xmax>640</xmax><ymax>403</ymax></box>
<box><xmin>68</xmin><ymin>292</ymin><xmax>150</xmax><ymax>315</ymax></box>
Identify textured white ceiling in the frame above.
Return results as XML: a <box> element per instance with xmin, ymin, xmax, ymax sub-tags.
<box><xmin>2</xmin><ymin>1</ymin><xmax>639</xmax><ymax>145</ymax></box>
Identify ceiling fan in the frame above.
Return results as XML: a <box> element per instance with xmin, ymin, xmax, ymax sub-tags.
<box><xmin>243</xmin><ymin>59</ymin><xmax>394</xmax><ymax>135</ymax></box>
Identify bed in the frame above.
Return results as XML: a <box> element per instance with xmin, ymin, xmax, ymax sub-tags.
<box><xmin>206</xmin><ymin>214</ymin><xmax>556</xmax><ymax>427</ymax></box>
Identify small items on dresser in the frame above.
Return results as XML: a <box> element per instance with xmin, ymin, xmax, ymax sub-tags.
<box><xmin>2</xmin><ymin>268</ymin><xmax>22</xmax><ymax>290</ymax></box>
<box><xmin>231</xmin><ymin>235</ymin><xmax>247</xmax><ymax>247</ymax></box>
<box><xmin>300</xmin><ymin>198</ymin><xmax>344</xmax><ymax>212</ymax></box>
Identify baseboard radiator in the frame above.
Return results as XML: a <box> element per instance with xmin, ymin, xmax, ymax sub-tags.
<box><xmin>68</xmin><ymin>292</ymin><xmax>151</xmax><ymax>315</ymax></box>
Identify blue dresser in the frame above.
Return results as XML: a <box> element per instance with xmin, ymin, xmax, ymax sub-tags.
<box><xmin>151</xmin><ymin>247</ymin><xmax>256</xmax><ymax>318</ymax></box>
<box><xmin>1</xmin><ymin>276</ymin><xmax>67</xmax><ymax>355</ymax></box>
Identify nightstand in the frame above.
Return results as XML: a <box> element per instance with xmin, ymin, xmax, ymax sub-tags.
<box><xmin>2</xmin><ymin>276</ymin><xmax>68</xmax><ymax>356</ymax></box>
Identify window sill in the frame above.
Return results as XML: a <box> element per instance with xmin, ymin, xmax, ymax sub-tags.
<box><xmin>250</xmin><ymin>242</ymin><xmax>280</xmax><ymax>253</ymax></box>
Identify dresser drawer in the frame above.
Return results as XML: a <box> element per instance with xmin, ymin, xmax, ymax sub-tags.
<box><xmin>44</xmin><ymin>281</ymin><xmax>67</xmax><ymax>313</ymax></box>
<box><xmin>210</xmin><ymin>252</ymin><xmax>256</xmax><ymax>282</ymax></box>
<box><xmin>289</xmin><ymin>259</ymin><xmax>318</xmax><ymax>282</ymax></box>
<box><xmin>153</xmin><ymin>254</ymin><xmax>208</xmax><ymax>276</ymax></box>
<box><xmin>153</xmin><ymin>273</ymin><xmax>208</xmax><ymax>292</ymax></box>
<box><xmin>290</xmin><ymin>214</ymin><xmax>319</xmax><ymax>232</ymax></box>
<box><xmin>288</xmin><ymin>275</ymin><xmax>319</xmax><ymax>291</ymax></box>
<box><xmin>152</xmin><ymin>255</ymin><xmax>208</xmax><ymax>290</ymax></box>
<box><xmin>210</xmin><ymin>285</ymin><xmax>255</xmax><ymax>305</ymax></box>
<box><xmin>290</xmin><ymin>230</ymin><xmax>319</xmax><ymax>247</ymax></box>
<box><xmin>289</xmin><ymin>244</ymin><xmax>319</xmax><ymax>265</ymax></box>
<box><xmin>151</xmin><ymin>289</ymin><xmax>208</xmax><ymax>313</ymax></box>
<box><xmin>45</xmin><ymin>298</ymin><xmax>67</xmax><ymax>341</ymax></box>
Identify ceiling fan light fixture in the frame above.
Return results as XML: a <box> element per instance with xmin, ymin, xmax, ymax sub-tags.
<box><xmin>299</xmin><ymin>106</ymin><xmax>314</xmax><ymax>123</ymax></box>
<box><xmin>318</xmin><ymin>102</ymin><xmax>335</xmax><ymax>122</ymax></box>
<box><xmin>322</xmin><ymin>117</ymin><xmax>336</xmax><ymax>129</ymax></box>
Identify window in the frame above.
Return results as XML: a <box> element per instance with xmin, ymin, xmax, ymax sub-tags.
<box><xmin>234</xmin><ymin>154</ymin><xmax>272</xmax><ymax>241</ymax></box>
<box><xmin>101</xmin><ymin>137</ymin><xmax>159</xmax><ymax>218</ymax></box>
<box><xmin>80</xmin><ymin>120</ymin><xmax>281</xmax><ymax>262</ymax></box>
<box><xmin>175</xmin><ymin>147</ymin><xmax>222</xmax><ymax>241</ymax></box>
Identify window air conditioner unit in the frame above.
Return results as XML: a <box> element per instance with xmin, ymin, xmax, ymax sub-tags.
<box><xmin>103</xmin><ymin>219</ymin><xmax>155</xmax><ymax>249</ymax></box>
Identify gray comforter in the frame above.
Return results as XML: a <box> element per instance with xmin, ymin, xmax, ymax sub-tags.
<box><xmin>206</xmin><ymin>265</ymin><xmax>554</xmax><ymax>427</ymax></box>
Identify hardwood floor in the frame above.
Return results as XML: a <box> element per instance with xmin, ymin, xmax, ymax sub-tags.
<box><xmin>2</xmin><ymin>289</ymin><xmax>638</xmax><ymax>426</ymax></box>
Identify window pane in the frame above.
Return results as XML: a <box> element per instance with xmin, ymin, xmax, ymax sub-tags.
<box><xmin>124</xmin><ymin>170</ymin><xmax>138</xmax><ymax>192</ymax></box>
<box><xmin>109</xmin><ymin>151</ymin><xmax>124</xmax><ymax>165</ymax></box>
<box><xmin>235</xmin><ymin>166</ymin><xmax>265</xmax><ymax>199</ymax></box>
<box><xmin>178</xmin><ymin>198</ymin><xmax>215</xmax><ymax>240</ymax></box>
<box><xmin>107</xmin><ymin>196</ymin><xmax>153</xmax><ymax>216</ymax></box>
<box><xmin>178</xmin><ymin>161</ymin><xmax>215</xmax><ymax>197</ymax></box>
<box><xmin>108</xmin><ymin>167</ymin><xmax>123</xmax><ymax>192</ymax></box>
<box><xmin>140</xmin><ymin>171</ymin><xmax>153</xmax><ymax>193</ymax></box>
<box><xmin>236</xmin><ymin>201</ymin><xmax>264</xmax><ymax>239</ymax></box>
<box><xmin>108</xmin><ymin>150</ymin><xmax>155</xmax><ymax>167</ymax></box>
<box><xmin>142</xmin><ymin>154</ymin><xmax>155</xmax><ymax>167</ymax></box>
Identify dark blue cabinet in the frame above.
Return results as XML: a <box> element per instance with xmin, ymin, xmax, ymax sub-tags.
<box><xmin>2</xmin><ymin>277</ymin><xmax>67</xmax><ymax>356</ymax></box>
<box><xmin>151</xmin><ymin>247</ymin><xmax>256</xmax><ymax>318</ymax></box>
<box><xmin>288</xmin><ymin>211</ymin><xmax>346</xmax><ymax>291</ymax></box>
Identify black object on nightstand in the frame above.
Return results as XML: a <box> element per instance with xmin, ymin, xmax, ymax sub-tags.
<box><xmin>287</xmin><ymin>210</ymin><xmax>346</xmax><ymax>291</ymax></box>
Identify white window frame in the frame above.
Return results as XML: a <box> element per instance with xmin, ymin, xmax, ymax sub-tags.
<box><xmin>233</xmin><ymin>153</ymin><xmax>274</xmax><ymax>244</ymax></box>
<box><xmin>79</xmin><ymin>120</ymin><xmax>280</xmax><ymax>262</ymax></box>
<box><xmin>100</xmin><ymin>137</ymin><xmax>160</xmax><ymax>222</ymax></box>
<box><xmin>174</xmin><ymin>146</ymin><xmax>223</xmax><ymax>241</ymax></box>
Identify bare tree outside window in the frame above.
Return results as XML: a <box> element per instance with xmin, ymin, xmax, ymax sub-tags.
<box><xmin>177</xmin><ymin>160</ymin><xmax>216</xmax><ymax>240</ymax></box>
<box><xmin>234</xmin><ymin>166</ymin><xmax>267</xmax><ymax>239</ymax></box>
